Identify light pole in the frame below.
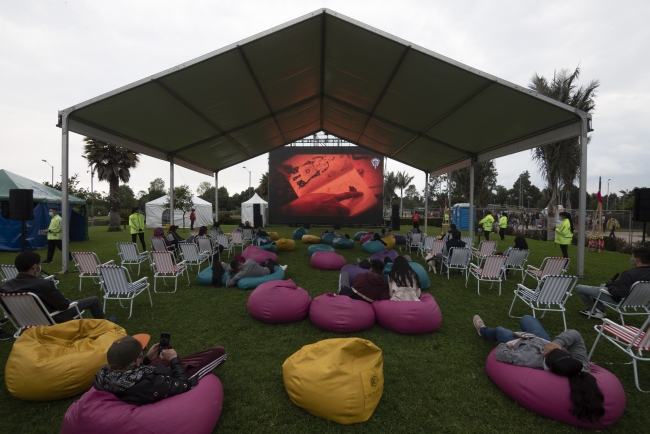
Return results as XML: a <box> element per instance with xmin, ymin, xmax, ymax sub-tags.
<box><xmin>42</xmin><ymin>160</ymin><xmax>54</xmax><ymax>185</ymax></box>
<box><xmin>242</xmin><ymin>166</ymin><xmax>251</xmax><ymax>200</ymax></box>
<box><xmin>606</xmin><ymin>179</ymin><xmax>611</xmax><ymax>211</ymax></box>
<box><xmin>87</xmin><ymin>164</ymin><xmax>95</xmax><ymax>217</ymax></box>
<box><xmin>527</xmin><ymin>196</ymin><xmax>531</xmax><ymax>209</ymax></box>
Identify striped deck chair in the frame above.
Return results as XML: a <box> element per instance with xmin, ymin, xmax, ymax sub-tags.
<box><xmin>210</xmin><ymin>226</ymin><xmax>223</xmax><ymax>238</ymax></box>
<box><xmin>588</xmin><ymin>281</ymin><xmax>650</xmax><ymax>325</ymax></box>
<box><xmin>588</xmin><ymin>316</ymin><xmax>650</xmax><ymax>392</ymax></box>
<box><xmin>503</xmin><ymin>249</ymin><xmax>530</xmax><ymax>283</ymax></box>
<box><xmin>98</xmin><ymin>265</ymin><xmax>152</xmax><ymax>319</ymax></box>
<box><xmin>419</xmin><ymin>237</ymin><xmax>443</xmax><ymax>257</ymax></box>
<box><xmin>461</xmin><ymin>236</ymin><xmax>474</xmax><ymax>249</ymax></box>
<box><xmin>407</xmin><ymin>233</ymin><xmax>422</xmax><ymax>253</ymax></box>
<box><xmin>524</xmin><ymin>257</ymin><xmax>569</xmax><ymax>285</ymax></box>
<box><xmin>72</xmin><ymin>252</ymin><xmax>114</xmax><ymax>291</ymax></box>
<box><xmin>178</xmin><ymin>242</ymin><xmax>210</xmax><ymax>273</ymax></box>
<box><xmin>231</xmin><ymin>231</ymin><xmax>246</xmax><ymax>253</ymax></box>
<box><xmin>150</xmin><ymin>237</ymin><xmax>176</xmax><ymax>254</ymax></box>
<box><xmin>508</xmin><ymin>275</ymin><xmax>578</xmax><ymax>331</ymax></box>
<box><xmin>151</xmin><ymin>251</ymin><xmax>189</xmax><ymax>293</ymax></box>
<box><xmin>0</xmin><ymin>264</ymin><xmax>59</xmax><ymax>286</ymax></box>
<box><xmin>467</xmin><ymin>255</ymin><xmax>507</xmax><ymax>295</ymax></box>
<box><xmin>215</xmin><ymin>234</ymin><xmax>233</xmax><ymax>258</ymax></box>
<box><xmin>472</xmin><ymin>240</ymin><xmax>497</xmax><ymax>266</ymax></box>
<box><xmin>242</xmin><ymin>228</ymin><xmax>254</xmax><ymax>246</ymax></box>
<box><xmin>442</xmin><ymin>247</ymin><xmax>472</xmax><ymax>279</ymax></box>
<box><xmin>117</xmin><ymin>242</ymin><xmax>151</xmax><ymax>275</ymax></box>
<box><xmin>0</xmin><ymin>292</ymin><xmax>84</xmax><ymax>338</ymax></box>
<box><xmin>196</xmin><ymin>236</ymin><xmax>218</xmax><ymax>263</ymax></box>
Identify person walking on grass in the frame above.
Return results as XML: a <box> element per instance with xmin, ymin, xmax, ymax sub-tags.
<box><xmin>479</xmin><ymin>211</ymin><xmax>494</xmax><ymax>241</ymax></box>
<box><xmin>498</xmin><ymin>212</ymin><xmax>508</xmax><ymax>241</ymax></box>
<box><xmin>189</xmin><ymin>208</ymin><xmax>196</xmax><ymax>230</ymax></box>
<box><xmin>42</xmin><ymin>207</ymin><xmax>72</xmax><ymax>264</ymax></box>
<box><xmin>555</xmin><ymin>211</ymin><xmax>573</xmax><ymax>259</ymax></box>
<box><xmin>129</xmin><ymin>207</ymin><xmax>146</xmax><ymax>252</ymax></box>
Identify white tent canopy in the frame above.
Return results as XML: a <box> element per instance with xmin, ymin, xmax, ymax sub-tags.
<box><xmin>241</xmin><ymin>193</ymin><xmax>268</xmax><ymax>227</ymax></box>
<box><xmin>145</xmin><ymin>195</ymin><xmax>212</xmax><ymax>229</ymax></box>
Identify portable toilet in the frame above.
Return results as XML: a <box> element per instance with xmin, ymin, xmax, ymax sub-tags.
<box><xmin>452</xmin><ymin>203</ymin><xmax>475</xmax><ymax>231</ymax></box>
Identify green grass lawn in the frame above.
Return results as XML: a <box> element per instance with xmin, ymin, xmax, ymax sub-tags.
<box><xmin>0</xmin><ymin>225</ymin><xmax>648</xmax><ymax>433</ymax></box>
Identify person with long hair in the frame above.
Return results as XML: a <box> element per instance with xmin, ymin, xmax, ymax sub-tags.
<box><xmin>499</xmin><ymin>235</ymin><xmax>529</xmax><ymax>256</ymax></box>
<box><xmin>555</xmin><ymin>211</ymin><xmax>574</xmax><ymax>258</ymax></box>
<box><xmin>473</xmin><ymin>315</ymin><xmax>605</xmax><ymax>423</ymax></box>
<box><xmin>387</xmin><ymin>256</ymin><xmax>421</xmax><ymax>301</ymax></box>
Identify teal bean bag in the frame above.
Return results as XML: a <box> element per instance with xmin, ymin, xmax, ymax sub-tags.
<box><xmin>383</xmin><ymin>262</ymin><xmax>430</xmax><ymax>290</ymax></box>
<box><xmin>238</xmin><ymin>266</ymin><xmax>285</xmax><ymax>290</ymax></box>
<box><xmin>197</xmin><ymin>267</ymin><xmax>227</xmax><ymax>286</ymax></box>
<box><xmin>257</xmin><ymin>243</ymin><xmax>279</xmax><ymax>254</ymax></box>
<box><xmin>293</xmin><ymin>227</ymin><xmax>308</xmax><ymax>240</ymax></box>
<box><xmin>321</xmin><ymin>233</ymin><xmax>338</xmax><ymax>245</ymax></box>
<box><xmin>332</xmin><ymin>238</ymin><xmax>354</xmax><ymax>249</ymax></box>
<box><xmin>353</xmin><ymin>231</ymin><xmax>367</xmax><ymax>241</ymax></box>
<box><xmin>252</xmin><ymin>235</ymin><xmax>272</xmax><ymax>245</ymax></box>
<box><xmin>307</xmin><ymin>244</ymin><xmax>335</xmax><ymax>257</ymax></box>
<box><xmin>362</xmin><ymin>240</ymin><xmax>386</xmax><ymax>254</ymax></box>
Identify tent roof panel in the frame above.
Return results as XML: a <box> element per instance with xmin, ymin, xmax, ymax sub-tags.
<box><xmin>0</xmin><ymin>170</ymin><xmax>86</xmax><ymax>204</ymax></box>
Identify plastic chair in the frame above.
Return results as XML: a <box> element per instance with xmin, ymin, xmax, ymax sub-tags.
<box><xmin>116</xmin><ymin>242</ymin><xmax>151</xmax><ymax>275</ymax></box>
<box><xmin>472</xmin><ymin>240</ymin><xmax>497</xmax><ymax>266</ymax></box>
<box><xmin>508</xmin><ymin>275</ymin><xmax>578</xmax><ymax>331</ymax></box>
<box><xmin>72</xmin><ymin>252</ymin><xmax>114</xmax><ymax>291</ymax></box>
<box><xmin>231</xmin><ymin>231</ymin><xmax>246</xmax><ymax>253</ymax></box>
<box><xmin>587</xmin><ymin>281</ymin><xmax>650</xmax><ymax>325</ymax></box>
<box><xmin>442</xmin><ymin>247</ymin><xmax>472</xmax><ymax>279</ymax></box>
<box><xmin>0</xmin><ymin>292</ymin><xmax>84</xmax><ymax>338</ymax></box>
<box><xmin>98</xmin><ymin>265</ymin><xmax>152</xmax><ymax>319</ymax></box>
<box><xmin>588</xmin><ymin>316</ymin><xmax>650</xmax><ymax>392</ymax></box>
<box><xmin>215</xmin><ymin>234</ymin><xmax>233</xmax><ymax>258</ymax></box>
<box><xmin>178</xmin><ymin>242</ymin><xmax>210</xmax><ymax>273</ymax></box>
<box><xmin>151</xmin><ymin>251</ymin><xmax>189</xmax><ymax>293</ymax></box>
<box><xmin>468</xmin><ymin>255</ymin><xmax>507</xmax><ymax>295</ymax></box>
<box><xmin>503</xmin><ymin>249</ymin><xmax>530</xmax><ymax>283</ymax></box>
<box><xmin>524</xmin><ymin>257</ymin><xmax>569</xmax><ymax>285</ymax></box>
<box><xmin>461</xmin><ymin>236</ymin><xmax>474</xmax><ymax>248</ymax></box>
<box><xmin>242</xmin><ymin>228</ymin><xmax>254</xmax><ymax>246</ymax></box>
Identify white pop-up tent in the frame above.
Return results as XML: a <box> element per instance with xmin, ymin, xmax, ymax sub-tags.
<box><xmin>241</xmin><ymin>194</ymin><xmax>268</xmax><ymax>227</ymax></box>
<box><xmin>145</xmin><ymin>195</ymin><xmax>213</xmax><ymax>229</ymax></box>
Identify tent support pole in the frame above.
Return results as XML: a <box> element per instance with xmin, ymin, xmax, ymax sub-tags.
<box><xmin>424</xmin><ymin>171</ymin><xmax>429</xmax><ymax>235</ymax></box>
<box><xmin>577</xmin><ymin>116</ymin><xmax>590</xmax><ymax>278</ymax></box>
<box><xmin>469</xmin><ymin>158</ymin><xmax>475</xmax><ymax>243</ymax></box>
<box><xmin>169</xmin><ymin>157</ymin><xmax>174</xmax><ymax>226</ymax></box>
<box><xmin>214</xmin><ymin>171</ymin><xmax>219</xmax><ymax>224</ymax></box>
<box><xmin>61</xmin><ymin>112</ymin><xmax>70</xmax><ymax>273</ymax></box>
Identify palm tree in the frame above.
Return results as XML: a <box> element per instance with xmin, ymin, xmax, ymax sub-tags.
<box><xmin>383</xmin><ymin>171</ymin><xmax>398</xmax><ymax>213</ymax></box>
<box><xmin>83</xmin><ymin>138</ymin><xmax>140</xmax><ymax>231</ymax></box>
<box><xmin>258</xmin><ymin>172</ymin><xmax>269</xmax><ymax>201</ymax></box>
<box><xmin>528</xmin><ymin>67</ymin><xmax>599</xmax><ymax>240</ymax></box>
<box><xmin>395</xmin><ymin>171</ymin><xmax>414</xmax><ymax>215</ymax></box>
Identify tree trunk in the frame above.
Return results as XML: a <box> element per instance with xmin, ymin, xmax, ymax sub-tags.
<box><xmin>565</xmin><ymin>185</ymin><xmax>572</xmax><ymax>212</ymax></box>
<box><xmin>546</xmin><ymin>181</ymin><xmax>559</xmax><ymax>242</ymax></box>
<box><xmin>400</xmin><ymin>188</ymin><xmax>404</xmax><ymax>215</ymax></box>
<box><xmin>182</xmin><ymin>211</ymin><xmax>186</xmax><ymax>230</ymax></box>
<box><xmin>108</xmin><ymin>177</ymin><xmax>121</xmax><ymax>231</ymax></box>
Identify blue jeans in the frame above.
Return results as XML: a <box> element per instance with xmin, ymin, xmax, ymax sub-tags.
<box><xmin>480</xmin><ymin>315</ymin><xmax>551</xmax><ymax>343</ymax></box>
<box><xmin>575</xmin><ymin>284</ymin><xmax>616</xmax><ymax>310</ymax></box>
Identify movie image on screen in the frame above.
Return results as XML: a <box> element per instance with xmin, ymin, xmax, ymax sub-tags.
<box><xmin>269</xmin><ymin>147</ymin><xmax>384</xmax><ymax>225</ymax></box>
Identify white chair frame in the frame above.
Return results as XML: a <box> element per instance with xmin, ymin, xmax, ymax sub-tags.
<box><xmin>442</xmin><ymin>247</ymin><xmax>472</xmax><ymax>279</ymax></box>
<box><xmin>151</xmin><ymin>251</ymin><xmax>190</xmax><ymax>293</ymax></box>
<box><xmin>98</xmin><ymin>265</ymin><xmax>152</xmax><ymax>319</ymax></box>
<box><xmin>503</xmin><ymin>249</ymin><xmax>530</xmax><ymax>283</ymax></box>
<box><xmin>117</xmin><ymin>242</ymin><xmax>151</xmax><ymax>275</ymax></box>
<box><xmin>587</xmin><ymin>281</ymin><xmax>650</xmax><ymax>325</ymax></box>
<box><xmin>72</xmin><ymin>252</ymin><xmax>114</xmax><ymax>291</ymax></box>
<box><xmin>215</xmin><ymin>234</ymin><xmax>233</xmax><ymax>258</ymax></box>
<box><xmin>178</xmin><ymin>242</ymin><xmax>210</xmax><ymax>273</ymax></box>
<box><xmin>524</xmin><ymin>257</ymin><xmax>569</xmax><ymax>286</ymax></box>
<box><xmin>472</xmin><ymin>240</ymin><xmax>497</xmax><ymax>266</ymax></box>
<box><xmin>467</xmin><ymin>255</ymin><xmax>507</xmax><ymax>295</ymax></box>
<box><xmin>0</xmin><ymin>292</ymin><xmax>83</xmax><ymax>338</ymax></box>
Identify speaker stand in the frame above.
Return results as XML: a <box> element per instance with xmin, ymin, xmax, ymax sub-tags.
<box><xmin>21</xmin><ymin>220</ymin><xmax>27</xmax><ymax>252</ymax></box>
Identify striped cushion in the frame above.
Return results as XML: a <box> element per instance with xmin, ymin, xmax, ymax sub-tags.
<box><xmin>601</xmin><ymin>324</ymin><xmax>650</xmax><ymax>351</ymax></box>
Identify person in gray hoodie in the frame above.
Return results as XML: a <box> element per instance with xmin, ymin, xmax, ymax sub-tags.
<box><xmin>226</xmin><ymin>258</ymin><xmax>287</xmax><ymax>287</ymax></box>
<box><xmin>472</xmin><ymin>314</ymin><xmax>605</xmax><ymax>423</ymax></box>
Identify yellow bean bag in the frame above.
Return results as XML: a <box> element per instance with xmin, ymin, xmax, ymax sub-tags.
<box><xmin>382</xmin><ymin>236</ymin><xmax>396</xmax><ymax>250</ymax></box>
<box><xmin>268</xmin><ymin>232</ymin><xmax>279</xmax><ymax>240</ymax></box>
<box><xmin>301</xmin><ymin>235</ymin><xmax>321</xmax><ymax>244</ymax></box>
<box><xmin>282</xmin><ymin>338</ymin><xmax>384</xmax><ymax>425</ymax></box>
<box><xmin>276</xmin><ymin>238</ymin><xmax>296</xmax><ymax>251</ymax></box>
<box><xmin>5</xmin><ymin>319</ymin><xmax>127</xmax><ymax>401</ymax></box>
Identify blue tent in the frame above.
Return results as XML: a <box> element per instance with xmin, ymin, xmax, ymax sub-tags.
<box><xmin>0</xmin><ymin>170</ymin><xmax>87</xmax><ymax>251</ymax></box>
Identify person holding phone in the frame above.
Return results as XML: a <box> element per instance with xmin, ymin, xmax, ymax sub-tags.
<box><xmin>93</xmin><ymin>333</ymin><xmax>227</xmax><ymax>406</ymax></box>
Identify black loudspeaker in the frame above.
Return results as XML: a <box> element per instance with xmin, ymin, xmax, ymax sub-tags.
<box><xmin>1</xmin><ymin>202</ymin><xmax>10</xmax><ymax>219</ymax></box>
<box><xmin>392</xmin><ymin>204</ymin><xmax>400</xmax><ymax>218</ymax></box>
<box><xmin>303</xmin><ymin>223</ymin><xmax>311</xmax><ymax>229</ymax></box>
<box><xmin>633</xmin><ymin>188</ymin><xmax>650</xmax><ymax>222</ymax></box>
<box><xmin>334</xmin><ymin>224</ymin><xmax>341</xmax><ymax>230</ymax></box>
<box><xmin>252</xmin><ymin>203</ymin><xmax>263</xmax><ymax>228</ymax></box>
<box><xmin>9</xmin><ymin>189</ymin><xmax>34</xmax><ymax>220</ymax></box>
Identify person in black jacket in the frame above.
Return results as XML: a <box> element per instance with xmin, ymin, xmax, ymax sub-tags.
<box><xmin>577</xmin><ymin>247</ymin><xmax>650</xmax><ymax>318</ymax></box>
<box><xmin>93</xmin><ymin>334</ymin><xmax>227</xmax><ymax>406</ymax></box>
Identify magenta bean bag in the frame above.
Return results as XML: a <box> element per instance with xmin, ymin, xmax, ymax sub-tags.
<box><xmin>340</xmin><ymin>265</ymin><xmax>370</xmax><ymax>284</ymax></box>
<box><xmin>369</xmin><ymin>249</ymin><xmax>399</xmax><ymax>263</ymax></box>
<box><xmin>372</xmin><ymin>293</ymin><xmax>441</xmax><ymax>334</ymax></box>
<box><xmin>360</xmin><ymin>232</ymin><xmax>375</xmax><ymax>244</ymax></box>
<box><xmin>309</xmin><ymin>293</ymin><xmax>376</xmax><ymax>332</ymax></box>
<box><xmin>61</xmin><ymin>375</ymin><xmax>224</xmax><ymax>434</ymax></box>
<box><xmin>311</xmin><ymin>252</ymin><xmax>347</xmax><ymax>271</ymax></box>
<box><xmin>242</xmin><ymin>245</ymin><xmax>278</xmax><ymax>263</ymax></box>
<box><xmin>247</xmin><ymin>279</ymin><xmax>311</xmax><ymax>323</ymax></box>
<box><xmin>485</xmin><ymin>349</ymin><xmax>625</xmax><ymax>428</ymax></box>
<box><xmin>394</xmin><ymin>234</ymin><xmax>406</xmax><ymax>245</ymax></box>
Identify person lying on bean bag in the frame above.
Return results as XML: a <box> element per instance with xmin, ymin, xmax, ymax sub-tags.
<box><xmin>337</xmin><ymin>260</ymin><xmax>389</xmax><ymax>303</ymax></box>
<box><xmin>387</xmin><ymin>257</ymin><xmax>421</xmax><ymax>301</ymax></box>
<box><xmin>473</xmin><ymin>315</ymin><xmax>605</xmax><ymax>423</ymax></box>
<box><xmin>226</xmin><ymin>258</ymin><xmax>287</xmax><ymax>288</ymax></box>
<box><xmin>94</xmin><ymin>334</ymin><xmax>227</xmax><ymax>405</ymax></box>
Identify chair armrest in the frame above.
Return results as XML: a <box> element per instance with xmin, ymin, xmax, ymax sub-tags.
<box><xmin>102</xmin><ymin>260</ymin><xmax>115</xmax><ymax>266</ymax></box>
<box><xmin>472</xmin><ymin>247</ymin><xmax>479</xmax><ymax>253</ymax></box>
<box><xmin>516</xmin><ymin>283</ymin><xmax>531</xmax><ymax>291</ymax></box>
<box><xmin>134</xmin><ymin>277</ymin><xmax>149</xmax><ymax>285</ymax></box>
<box><xmin>469</xmin><ymin>263</ymin><xmax>479</xmax><ymax>271</ymax></box>
<box><xmin>177</xmin><ymin>260</ymin><xmax>187</xmax><ymax>266</ymax></box>
<box><xmin>526</xmin><ymin>265</ymin><xmax>540</xmax><ymax>271</ymax></box>
<box><xmin>43</xmin><ymin>274</ymin><xmax>56</xmax><ymax>281</ymax></box>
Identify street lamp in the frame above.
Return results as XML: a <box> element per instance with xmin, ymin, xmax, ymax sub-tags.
<box><xmin>528</xmin><ymin>196</ymin><xmax>532</xmax><ymax>209</ymax></box>
<box><xmin>242</xmin><ymin>166</ymin><xmax>251</xmax><ymax>200</ymax></box>
<box><xmin>606</xmin><ymin>179</ymin><xmax>611</xmax><ymax>211</ymax></box>
<box><xmin>42</xmin><ymin>160</ymin><xmax>54</xmax><ymax>185</ymax></box>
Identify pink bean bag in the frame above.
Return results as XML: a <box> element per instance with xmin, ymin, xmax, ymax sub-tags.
<box><xmin>340</xmin><ymin>265</ymin><xmax>370</xmax><ymax>284</ymax></box>
<box><xmin>369</xmin><ymin>249</ymin><xmax>399</xmax><ymax>263</ymax></box>
<box><xmin>61</xmin><ymin>375</ymin><xmax>224</xmax><ymax>434</ymax></box>
<box><xmin>309</xmin><ymin>293</ymin><xmax>376</xmax><ymax>333</ymax></box>
<box><xmin>485</xmin><ymin>349</ymin><xmax>625</xmax><ymax>428</ymax></box>
<box><xmin>311</xmin><ymin>252</ymin><xmax>347</xmax><ymax>271</ymax></box>
<box><xmin>242</xmin><ymin>245</ymin><xmax>278</xmax><ymax>263</ymax></box>
<box><xmin>372</xmin><ymin>293</ymin><xmax>442</xmax><ymax>334</ymax></box>
<box><xmin>247</xmin><ymin>279</ymin><xmax>311</xmax><ymax>323</ymax></box>
<box><xmin>360</xmin><ymin>232</ymin><xmax>375</xmax><ymax>244</ymax></box>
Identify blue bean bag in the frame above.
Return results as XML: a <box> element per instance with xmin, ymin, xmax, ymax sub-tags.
<box><xmin>237</xmin><ymin>265</ymin><xmax>285</xmax><ymax>290</ymax></box>
<box><xmin>353</xmin><ymin>231</ymin><xmax>367</xmax><ymax>241</ymax></box>
<box><xmin>293</xmin><ymin>227</ymin><xmax>308</xmax><ymax>240</ymax></box>
<box><xmin>252</xmin><ymin>235</ymin><xmax>272</xmax><ymax>245</ymax></box>
<box><xmin>321</xmin><ymin>233</ymin><xmax>338</xmax><ymax>245</ymax></box>
<box><xmin>197</xmin><ymin>267</ymin><xmax>227</xmax><ymax>286</ymax></box>
<box><xmin>308</xmin><ymin>244</ymin><xmax>335</xmax><ymax>257</ymax></box>
<box><xmin>257</xmin><ymin>243</ymin><xmax>279</xmax><ymax>253</ymax></box>
<box><xmin>332</xmin><ymin>238</ymin><xmax>354</xmax><ymax>249</ymax></box>
<box><xmin>383</xmin><ymin>262</ymin><xmax>430</xmax><ymax>290</ymax></box>
<box><xmin>362</xmin><ymin>240</ymin><xmax>385</xmax><ymax>254</ymax></box>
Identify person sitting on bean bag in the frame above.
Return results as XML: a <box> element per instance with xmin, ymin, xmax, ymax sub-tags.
<box><xmin>226</xmin><ymin>258</ymin><xmax>287</xmax><ymax>288</ymax></box>
<box><xmin>255</xmin><ymin>228</ymin><xmax>275</xmax><ymax>246</ymax></box>
<box><xmin>387</xmin><ymin>256</ymin><xmax>421</xmax><ymax>301</ymax></box>
<box><xmin>372</xmin><ymin>233</ymin><xmax>387</xmax><ymax>246</ymax></box>
<box><xmin>472</xmin><ymin>314</ymin><xmax>605</xmax><ymax>423</ymax></box>
<box><xmin>94</xmin><ymin>334</ymin><xmax>227</xmax><ymax>406</ymax></box>
<box><xmin>338</xmin><ymin>260</ymin><xmax>389</xmax><ymax>303</ymax></box>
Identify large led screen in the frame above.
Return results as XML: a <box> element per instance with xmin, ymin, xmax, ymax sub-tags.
<box><xmin>268</xmin><ymin>147</ymin><xmax>384</xmax><ymax>225</ymax></box>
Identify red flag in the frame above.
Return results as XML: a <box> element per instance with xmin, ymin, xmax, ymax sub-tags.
<box><xmin>597</xmin><ymin>190</ymin><xmax>603</xmax><ymax>203</ymax></box>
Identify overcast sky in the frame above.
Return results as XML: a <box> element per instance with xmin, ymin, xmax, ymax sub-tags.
<box><xmin>1</xmin><ymin>1</ymin><xmax>648</xmax><ymax>203</ymax></box>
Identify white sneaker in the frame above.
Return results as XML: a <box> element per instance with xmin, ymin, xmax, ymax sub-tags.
<box><xmin>473</xmin><ymin>315</ymin><xmax>485</xmax><ymax>336</ymax></box>
<box><xmin>580</xmin><ymin>309</ymin><xmax>606</xmax><ymax>319</ymax></box>
<box><xmin>280</xmin><ymin>265</ymin><xmax>288</xmax><ymax>271</ymax></box>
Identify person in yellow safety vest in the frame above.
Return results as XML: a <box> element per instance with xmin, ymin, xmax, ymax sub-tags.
<box><xmin>607</xmin><ymin>217</ymin><xmax>620</xmax><ymax>238</ymax></box>
<box><xmin>498</xmin><ymin>212</ymin><xmax>508</xmax><ymax>241</ymax></box>
<box><xmin>129</xmin><ymin>207</ymin><xmax>147</xmax><ymax>251</ymax></box>
<box><xmin>478</xmin><ymin>211</ymin><xmax>494</xmax><ymax>241</ymax></box>
<box><xmin>555</xmin><ymin>211</ymin><xmax>573</xmax><ymax>259</ymax></box>
<box><xmin>42</xmin><ymin>207</ymin><xmax>72</xmax><ymax>264</ymax></box>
